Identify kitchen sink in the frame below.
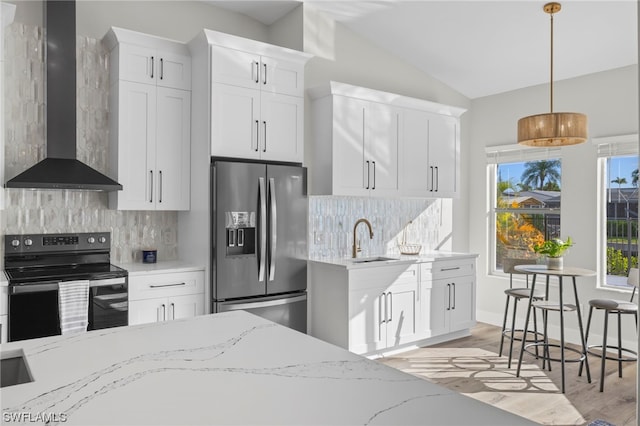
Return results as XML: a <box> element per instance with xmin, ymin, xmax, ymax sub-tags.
<box><xmin>1</xmin><ymin>350</ymin><xmax>33</xmax><ymax>388</ymax></box>
<box><xmin>351</xmin><ymin>256</ymin><xmax>399</xmax><ymax>264</ymax></box>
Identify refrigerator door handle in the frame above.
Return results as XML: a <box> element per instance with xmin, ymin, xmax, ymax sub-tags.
<box><xmin>220</xmin><ymin>294</ymin><xmax>306</xmax><ymax>310</ymax></box>
<box><xmin>268</xmin><ymin>177</ymin><xmax>277</xmax><ymax>281</ymax></box>
<box><xmin>258</xmin><ymin>177</ymin><xmax>267</xmax><ymax>282</ymax></box>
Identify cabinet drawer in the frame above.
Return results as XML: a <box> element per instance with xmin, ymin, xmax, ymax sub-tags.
<box><xmin>430</xmin><ymin>259</ymin><xmax>475</xmax><ymax>280</ymax></box>
<box><xmin>129</xmin><ymin>270</ymin><xmax>204</xmax><ymax>300</ymax></box>
<box><xmin>350</xmin><ymin>263</ymin><xmax>418</xmax><ymax>291</ymax></box>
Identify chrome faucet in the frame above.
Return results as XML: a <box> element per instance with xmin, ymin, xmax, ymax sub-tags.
<box><xmin>352</xmin><ymin>218</ymin><xmax>374</xmax><ymax>258</ymax></box>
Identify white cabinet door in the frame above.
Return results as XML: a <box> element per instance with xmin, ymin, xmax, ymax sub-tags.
<box><xmin>114</xmin><ymin>81</ymin><xmax>157</xmax><ymax>210</ymax></box>
<box><xmin>260</xmin><ymin>93</ymin><xmax>303</xmax><ymax>163</ymax></box>
<box><xmin>156</xmin><ymin>87</ymin><xmax>191</xmax><ymax>210</ymax></box>
<box><xmin>118</xmin><ymin>44</ymin><xmax>156</xmax><ymax>85</ymax></box>
<box><xmin>168</xmin><ymin>294</ymin><xmax>205</xmax><ymax>321</ymax></box>
<box><xmin>386</xmin><ymin>282</ymin><xmax>418</xmax><ymax>346</ymax></box>
<box><xmin>156</xmin><ymin>51</ymin><xmax>191</xmax><ymax>90</ymax></box>
<box><xmin>349</xmin><ymin>287</ymin><xmax>387</xmax><ymax>354</ymax></box>
<box><xmin>211</xmin><ymin>45</ymin><xmax>261</xmax><ymax>89</ymax></box>
<box><xmin>129</xmin><ymin>298</ymin><xmax>167</xmax><ymax>325</ymax></box>
<box><xmin>428</xmin><ymin>115</ymin><xmax>458</xmax><ymax>196</ymax></box>
<box><xmin>0</xmin><ymin>315</ymin><xmax>7</xmax><ymax>344</ymax></box>
<box><xmin>332</xmin><ymin>96</ymin><xmax>368</xmax><ymax>196</ymax></box>
<box><xmin>449</xmin><ymin>277</ymin><xmax>475</xmax><ymax>332</ymax></box>
<box><xmin>118</xmin><ymin>44</ymin><xmax>190</xmax><ymax>90</ymax></box>
<box><xmin>429</xmin><ymin>279</ymin><xmax>451</xmax><ymax>337</ymax></box>
<box><xmin>401</xmin><ymin>108</ymin><xmax>430</xmax><ymax>197</ymax></box>
<box><xmin>211</xmin><ymin>83</ymin><xmax>261</xmax><ymax>160</ymax></box>
<box><xmin>366</xmin><ymin>102</ymin><xmax>399</xmax><ymax>196</ymax></box>
<box><xmin>260</xmin><ymin>56</ymin><xmax>304</xmax><ymax>97</ymax></box>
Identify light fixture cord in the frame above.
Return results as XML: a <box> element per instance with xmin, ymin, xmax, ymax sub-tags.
<box><xmin>550</xmin><ymin>10</ymin><xmax>554</xmax><ymax>113</ymax></box>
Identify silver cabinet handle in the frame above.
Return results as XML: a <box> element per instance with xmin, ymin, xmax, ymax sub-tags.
<box><xmin>170</xmin><ymin>302</ymin><xmax>175</xmax><ymax>320</ymax></box>
<box><xmin>387</xmin><ymin>292</ymin><xmax>392</xmax><ymax>323</ymax></box>
<box><xmin>255</xmin><ymin>120</ymin><xmax>259</xmax><ymax>152</ymax></box>
<box><xmin>268</xmin><ymin>177</ymin><xmax>277</xmax><ymax>282</ymax></box>
<box><xmin>159</xmin><ymin>170</ymin><xmax>163</xmax><ymax>203</ymax></box>
<box><xmin>263</xmin><ymin>63</ymin><xmax>267</xmax><ymax>85</ymax></box>
<box><xmin>452</xmin><ymin>283</ymin><xmax>456</xmax><ymax>310</ymax></box>
<box><xmin>149</xmin><ymin>282</ymin><xmax>186</xmax><ymax>289</ymax></box>
<box><xmin>379</xmin><ymin>293</ymin><xmax>386</xmax><ymax>325</ymax></box>
<box><xmin>149</xmin><ymin>170</ymin><xmax>153</xmax><ymax>203</ymax></box>
<box><xmin>435</xmin><ymin>166</ymin><xmax>439</xmax><ymax>192</ymax></box>
<box><xmin>150</xmin><ymin>56</ymin><xmax>154</xmax><ymax>79</ymax></box>
<box><xmin>372</xmin><ymin>161</ymin><xmax>376</xmax><ymax>190</ymax></box>
<box><xmin>440</xmin><ymin>266</ymin><xmax>461</xmax><ymax>272</ymax></box>
<box><xmin>446</xmin><ymin>284</ymin><xmax>451</xmax><ymax>311</ymax></box>
<box><xmin>160</xmin><ymin>58</ymin><xmax>164</xmax><ymax>80</ymax></box>
<box><xmin>159</xmin><ymin>303</ymin><xmax>166</xmax><ymax>322</ymax></box>
<box><xmin>430</xmin><ymin>166</ymin><xmax>434</xmax><ymax>192</ymax></box>
<box><xmin>263</xmin><ymin>121</ymin><xmax>267</xmax><ymax>152</ymax></box>
<box><xmin>258</xmin><ymin>177</ymin><xmax>267</xmax><ymax>282</ymax></box>
<box><xmin>365</xmin><ymin>160</ymin><xmax>370</xmax><ymax>189</ymax></box>
<box><xmin>254</xmin><ymin>61</ymin><xmax>259</xmax><ymax>83</ymax></box>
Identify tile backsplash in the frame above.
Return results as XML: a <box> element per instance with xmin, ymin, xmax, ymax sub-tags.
<box><xmin>2</xmin><ymin>23</ymin><xmax>179</xmax><ymax>265</ymax></box>
<box><xmin>309</xmin><ymin>196</ymin><xmax>453</xmax><ymax>260</ymax></box>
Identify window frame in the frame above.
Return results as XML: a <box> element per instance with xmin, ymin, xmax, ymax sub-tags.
<box><xmin>594</xmin><ymin>134</ymin><xmax>639</xmax><ymax>292</ymax></box>
<box><xmin>485</xmin><ymin>144</ymin><xmax>563</xmax><ymax>277</ymax></box>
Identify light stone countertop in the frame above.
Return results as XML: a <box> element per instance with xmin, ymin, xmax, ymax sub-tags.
<box><xmin>0</xmin><ymin>311</ymin><xmax>535</xmax><ymax>425</ymax></box>
<box><xmin>309</xmin><ymin>251</ymin><xmax>478</xmax><ymax>269</ymax></box>
<box><xmin>116</xmin><ymin>260</ymin><xmax>205</xmax><ymax>276</ymax></box>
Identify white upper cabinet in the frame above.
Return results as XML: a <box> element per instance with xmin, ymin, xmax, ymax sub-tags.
<box><xmin>329</xmin><ymin>96</ymin><xmax>399</xmax><ymax>197</ymax></box>
<box><xmin>310</xmin><ymin>82</ymin><xmax>465</xmax><ymax>198</ymax></box>
<box><xmin>103</xmin><ymin>27</ymin><xmax>191</xmax><ymax>211</ymax></box>
<box><xmin>211</xmin><ymin>45</ymin><xmax>304</xmax><ymax>97</ymax></box>
<box><xmin>401</xmin><ymin>109</ymin><xmax>460</xmax><ymax>198</ymax></box>
<box><xmin>189</xmin><ymin>30</ymin><xmax>311</xmax><ymax>164</ymax></box>
<box><xmin>111</xmin><ymin>37</ymin><xmax>191</xmax><ymax>90</ymax></box>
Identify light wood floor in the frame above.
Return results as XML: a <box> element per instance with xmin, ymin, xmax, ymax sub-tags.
<box><xmin>377</xmin><ymin>323</ymin><xmax>637</xmax><ymax>426</ymax></box>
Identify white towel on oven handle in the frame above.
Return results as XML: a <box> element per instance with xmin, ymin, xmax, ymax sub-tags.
<box><xmin>58</xmin><ymin>280</ymin><xmax>90</xmax><ymax>335</ymax></box>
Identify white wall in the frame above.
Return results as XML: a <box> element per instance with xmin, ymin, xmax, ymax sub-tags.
<box><xmin>469</xmin><ymin>65</ymin><xmax>639</xmax><ymax>347</ymax></box>
<box><xmin>10</xmin><ymin>0</ymin><xmax>271</xmax><ymax>44</ymax></box>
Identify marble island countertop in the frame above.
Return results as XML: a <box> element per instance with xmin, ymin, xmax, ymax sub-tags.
<box><xmin>0</xmin><ymin>311</ymin><xmax>534</xmax><ymax>425</ymax></box>
<box><xmin>310</xmin><ymin>251</ymin><xmax>478</xmax><ymax>269</ymax></box>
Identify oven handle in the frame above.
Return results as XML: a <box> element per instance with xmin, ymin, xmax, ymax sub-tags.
<box><xmin>10</xmin><ymin>282</ymin><xmax>59</xmax><ymax>294</ymax></box>
<box><xmin>10</xmin><ymin>277</ymin><xmax>127</xmax><ymax>294</ymax></box>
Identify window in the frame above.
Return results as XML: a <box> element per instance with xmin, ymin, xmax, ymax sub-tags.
<box><xmin>595</xmin><ymin>135</ymin><xmax>639</xmax><ymax>289</ymax></box>
<box><xmin>486</xmin><ymin>145</ymin><xmax>563</xmax><ymax>274</ymax></box>
<box><xmin>602</xmin><ymin>155</ymin><xmax>638</xmax><ymax>287</ymax></box>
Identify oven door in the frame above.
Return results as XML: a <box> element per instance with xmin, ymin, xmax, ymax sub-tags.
<box><xmin>89</xmin><ymin>277</ymin><xmax>128</xmax><ymax>330</ymax></box>
<box><xmin>9</xmin><ymin>281</ymin><xmax>61</xmax><ymax>342</ymax></box>
<box><xmin>8</xmin><ymin>276</ymin><xmax>128</xmax><ymax>342</ymax></box>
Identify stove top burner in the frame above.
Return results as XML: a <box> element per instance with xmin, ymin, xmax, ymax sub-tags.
<box><xmin>5</xmin><ymin>263</ymin><xmax>127</xmax><ymax>285</ymax></box>
<box><xmin>4</xmin><ymin>232</ymin><xmax>127</xmax><ymax>285</ymax></box>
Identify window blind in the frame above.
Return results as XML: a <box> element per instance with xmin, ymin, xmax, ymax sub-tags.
<box><xmin>592</xmin><ymin>134</ymin><xmax>638</xmax><ymax>158</ymax></box>
<box><xmin>485</xmin><ymin>144</ymin><xmax>562</xmax><ymax>164</ymax></box>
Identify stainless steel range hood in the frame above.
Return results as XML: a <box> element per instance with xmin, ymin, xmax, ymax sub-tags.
<box><xmin>5</xmin><ymin>0</ymin><xmax>122</xmax><ymax>191</ymax></box>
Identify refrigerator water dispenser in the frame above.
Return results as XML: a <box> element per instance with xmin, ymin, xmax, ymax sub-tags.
<box><xmin>225</xmin><ymin>212</ymin><xmax>256</xmax><ymax>256</ymax></box>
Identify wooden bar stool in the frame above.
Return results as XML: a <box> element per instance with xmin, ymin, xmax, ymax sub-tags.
<box><xmin>581</xmin><ymin>268</ymin><xmax>639</xmax><ymax>392</ymax></box>
<box><xmin>499</xmin><ymin>259</ymin><xmax>545</xmax><ymax>368</ymax></box>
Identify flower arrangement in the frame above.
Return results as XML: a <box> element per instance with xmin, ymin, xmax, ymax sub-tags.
<box><xmin>533</xmin><ymin>237</ymin><xmax>573</xmax><ymax>258</ymax></box>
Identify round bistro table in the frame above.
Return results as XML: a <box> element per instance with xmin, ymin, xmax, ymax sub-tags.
<box><xmin>513</xmin><ymin>264</ymin><xmax>596</xmax><ymax>393</ymax></box>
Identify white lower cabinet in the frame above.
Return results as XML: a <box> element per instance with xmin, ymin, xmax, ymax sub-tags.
<box><xmin>128</xmin><ymin>269</ymin><xmax>205</xmax><ymax>326</ymax></box>
<box><xmin>309</xmin><ymin>256</ymin><xmax>476</xmax><ymax>356</ymax></box>
<box><xmin>129</xmin><ymin>294</ymin><xmax>203</xmax><ymax>325</ymax></box>
<box><xmin>422</xmin><ymin>259</ymin><xmax>476</xmax><ymax>338</ymax></box>
<box><xmin>0</xmin><ymin>286</ymin><xmax>7</xmax><ymax>343</ymax></box>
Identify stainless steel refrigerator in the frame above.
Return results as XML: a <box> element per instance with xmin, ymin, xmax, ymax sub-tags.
<box><xmin>211</xmin><ymin>161</ymin><xmax>308</xmax><ymax>333</ymax></box>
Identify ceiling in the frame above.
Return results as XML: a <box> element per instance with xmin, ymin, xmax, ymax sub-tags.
<box><xmin>208</xmin><ymin>0</ymin><xmax>637</xmax><ymax>99</ymax></box>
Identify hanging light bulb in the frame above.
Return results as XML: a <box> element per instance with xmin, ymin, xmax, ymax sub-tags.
<box><xmin>517</xmin><ymin>2</ymin><xmax>588</xmax><ymax>147</ymax></box>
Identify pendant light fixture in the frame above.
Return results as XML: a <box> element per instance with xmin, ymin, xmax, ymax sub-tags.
<box><xmin>517</xmin><ymin>2</ymin><xmax>588</xmax><ymax>147</ymax></box>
